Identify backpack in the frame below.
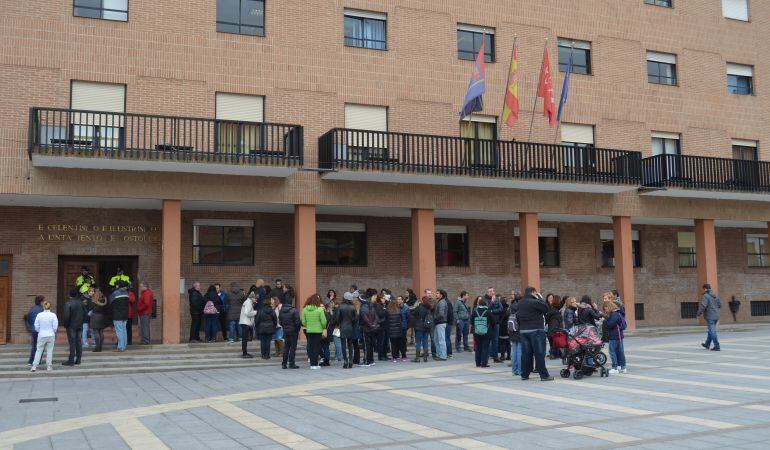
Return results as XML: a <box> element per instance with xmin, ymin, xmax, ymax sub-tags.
<box><xmin>474</xmin><ymin>307</ymin><xmax>489</xmax><ymax>335</ymax></box>
<box><xmin>365</xmin><ymin>306</ymin><xmax>380</xmax><ymax>332</ymax></box>
<box><xmin>203</xmin><ymin>300</ymin><xmax>218</xmax><ymax>315</ymax></box>
<box><xmin>422</xmin><ymin>310</ymin><xmax>434</xmax><ymax>329</ymax></box>
<box><xmin>507</xmin><ymin>310</ymin><xmax>519</xmax><ymax>333</ymax></box>
<box><xmin>618</xmin><ymin>313</ymin><xmax>627</xmax><ymax>331</ymax></box>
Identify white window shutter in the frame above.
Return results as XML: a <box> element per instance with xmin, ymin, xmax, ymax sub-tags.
<box><xmin>647</xmin><ymin>51</ymin><xmax>677</xmax><ymax>64</ymax></box>
<box><xmin>732</xmin><ymin>139</ymin><xmax>757</xmax><ymax>147</ymax></box>
<box><xmin>722</xmin><ymin>0</ymin><xmax>749</xmax><ymax>21</ymax></box>
<box><xmin>561</xmin><ymin>123</ymin><xmax>594</xmax><ymax>144</ymax></box>
<box><xmin>727</xmin><ymin>63</ymin><xmax>753</xmax><ymax>77</ymax></box>
<box><xmin>344</xmin><ymin>104</ymin><xmax>387</xmax><ymax>131</ymax></box>
<box><xmin>652</xmin><ymin>131</ymin><xmax>680</xmax><ymax>140</ymax></box>
<box><xmin>216</xmin><ymin>93</ymin><xmax>264</xmax><ymax>122</ymax></box>
<box><xmin>71</xmin><ymin>81</ymin><xmax>125</xmax><ymax>126</ymax></box>
<box><xmin>678</xmin><ymin>232</ymin><xmax>696</xmax><ymax>248</ymax></box>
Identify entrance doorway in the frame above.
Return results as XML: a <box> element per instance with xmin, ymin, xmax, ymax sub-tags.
<box><xmin>57</xmin><ymin>256</ymin><xmax>138</xmax><ymax>312</ymax></box>
<box><xmin>0</xmin><ymin>256</ymin><xmax>11</xmax><ymax>345</ymax></box>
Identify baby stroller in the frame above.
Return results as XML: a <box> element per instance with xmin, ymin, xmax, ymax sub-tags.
<box><xmin>552</xmin><ymin>325</ymin><xmax>609</xmax><ymax>380</ymax></box>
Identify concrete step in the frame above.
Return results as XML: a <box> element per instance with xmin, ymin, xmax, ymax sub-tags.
<box><xmin>0</xmin><ymin>342</ymin><xmax>295</xmax><ymax>357</ymax></box>
<box><xmin>2</xmin><ymin>360</ymin><xmax>280</xmax><ymax>379</ymax></box>
<box><xmin>0</xmin><ymin>352</ymin><xmax>303</xmax><ymax>367</ymax></box>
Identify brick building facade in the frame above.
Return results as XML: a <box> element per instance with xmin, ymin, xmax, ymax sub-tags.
<box><xmin>1</xmin><ymin>1</ymin><xmax>769</xmax><ymax>343</ymax></box>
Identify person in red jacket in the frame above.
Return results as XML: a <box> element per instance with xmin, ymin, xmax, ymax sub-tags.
<box><xmin>138</xmin><ymin>282</ymin><xmax>154</xmax><ymax>345</ymax></box>
<box><xmin>127</xmin><ymin>289</ymin><xmax>136</xmax><ymax>346</ymax></box>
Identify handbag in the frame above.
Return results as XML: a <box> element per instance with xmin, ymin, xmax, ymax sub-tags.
<box><xmin>333</xmin><ymin>328</ymin><xmax>340</xmax><ymax>338</ymax></box>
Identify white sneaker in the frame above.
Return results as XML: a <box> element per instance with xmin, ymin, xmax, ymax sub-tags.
<box><xmin>30</xmin><ymin>366</ymin><xmax>36</xmax><ymax>372</ymax></box>
<box><xmin>620</xmin><ymin>367</ymin><xmax>628</xmax><ymax>374</ymax></box>
<box><xmin>310</xmin><ymin>365</ymin><xmax>320</xmax><ymax>370</ymax></box>
<box><xmin>46</xmin><ymin>366</ymin><xmax>53</xmax><ymax>372</ymax></box>
<box><xmin>608</xmin><ymin>368</ymin><xmax>619</xmax><ymax>374</ymax></box>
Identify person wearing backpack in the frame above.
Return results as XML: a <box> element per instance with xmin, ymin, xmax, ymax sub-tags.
<box><xmin>412</xmin><ymin>295</ymin><xmax>433</xmax><ymax>363</ymax></box>
<box><xmin>203</xmin><ymin>285</ymin><xmax>220</xmax><ymax>342</ymax></box>
<box><xmin>358</xmin><ymin>293</ymin><xmax>379</xmax><ymax>366</ymax></box>
<box><xmin>602</xmin><ymin>300</ymin><xmax>627</xmax><ymax>374</ymax></box>
<box><xmin>508</xmin><ymin>292</ymin><xmax>523</xmax><ymax>376</ymax></box>
<box><xmin>454</xmin><ymin>291</ymin><xmax>471</xmax><ymax>352</ymax></box>
<box><xmin>472</xmin><ymin>298</ymin><xmax>492</xmax><ymax>367</ymax></box>
<box><xmin>697</xmin><ymin>283</ymin><xmax>722</xmax><ymax>351</ymax></box>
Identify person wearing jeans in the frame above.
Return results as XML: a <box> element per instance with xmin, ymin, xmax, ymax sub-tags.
<box><xmin>30</xmin><ymin>300</ymin><xmax>58</xmax><ymax>372</ymax></box>
<box><xmin>109</xmin><ymin>281</ymin><xmax>130</xmax><ymax>352</ymax></box>
<box><xmin>137</xmin><ymin>282</ymin><xmax>154</xmax><ymax>345</ymax></box>
<box><xmin>26</xmin><ymin>296</ymin><xmax>45</xmax><ymax>366</ymax></box>
<box><xmin>517</xmin><ymin>287</ymin><xmax>552</xmax><ymax>381</ymax></box>
<box><xmin>602</xmin><ymin>300</ymin><xmax>628</xmax><ymax>374</ymax></box>
<box><xmin>454</xmin><ymin>291</ymin><xmax>471</xmax><ymax>352</ymax></box>
<box><xmin>433</xmin><ymin>292</ymin><xmax>449</xmax><ymax>360</ymax></box>
<box><xmin>697</xmin><ymin>284</ymin><xmax>722</xmax><ymax>351</ymax></box>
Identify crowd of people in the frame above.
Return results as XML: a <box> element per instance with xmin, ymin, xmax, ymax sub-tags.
<box><xmin>187</xmin><ymin>279</ymin><xmax>629</xmax><ymax>376</ymax></box>
<box><xmin>25</xmin><ymin>266</ymin><xmax>155</xmax><ymax>372</ymax></box>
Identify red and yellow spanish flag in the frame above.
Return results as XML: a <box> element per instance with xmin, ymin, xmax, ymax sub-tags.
<box><xmin>502</xmin><ymin>43</ymin><xmax>519</xmax><ymax>127</ymax></box>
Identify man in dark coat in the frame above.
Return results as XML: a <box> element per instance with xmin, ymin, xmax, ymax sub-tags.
<box><xmin>188</xmin><ymin>281</ymin><xmax>205</xmax><ymax>342</ymax></box>
<box><xmin>62</xmin><ymin>289</ymin><xmax>86</xmax><ymax>366</ymax></box>
<box><xmin>517</xmin><ymin>287</ymin><xmax>553</xmax><ymax>381</ymax></box>
<box><xmin>279</xmin><ymin>300</ymin><xmax>302</xmax><ymax>369</ymax></box>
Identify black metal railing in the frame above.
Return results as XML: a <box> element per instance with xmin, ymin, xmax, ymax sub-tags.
<box><xmin>29</xmin><ymin>107</ymin><xmax>303</xmax><ymax>166</ymax></box>
<box><xmin>642</xmin><ymin>154</ymin><xmax>770</xmax><ymax>192</ymax></box>
<box><xmin>319</xmin><ymin>128</ymin><xmax>642</xmax><ymax>184</ymax></box>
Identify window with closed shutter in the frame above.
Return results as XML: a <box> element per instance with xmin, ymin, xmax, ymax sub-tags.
<box><xmin>678</xmin><ymin>231</ymin><xmax>696</xmax><ymax>267</ymax></box>
<box><xmin>722</xmin><ymin>0</ymin><xmax>749</xmax><ymax>21</ymax></box>
<box><xmin>344</xmin><ymin>104</ymin><xmax>388</xmax><ymax>159</ymax></box>
<box><xmin>460</xmin><ymin>115</ymin><xmax>496</xmax><ymax>167</ymax></box>
<box><xmin>215</xmin><ymin>93</ymin><xmax>264</xmax><ymax>155</ymax></box>
<box><xmin>561</xmin><ymin>123</ymin><xmax>595</xmax><ymax>170</ymax></box>
<box><xmin>70</xmin><ymin>81</ymin><xmax>126</xmax><ymax>148</ymax></box>
<box><xmin>727</xmin><ymin>63</ymin><xmax>754</xmax><ymax>95</ymax></box>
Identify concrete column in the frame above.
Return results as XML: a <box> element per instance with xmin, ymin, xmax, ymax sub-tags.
<box><xmin>519</xmin><ymin>212</ymin><xmax>541</xmax><ymax>291</ymax></box>
<box><xmin>161</xmin><ymin>199</ymin><xmax>181</xmax><ymax>344</ymax></box>
<box><xmin>695</xmin><ymin>218</ymin><xmax>718</xmax><ymax>296</ymax></box>
<box><xmin>613</xmin><ymin>216</ymin><xmax>636</xmax><ymax>330</ymax></box>
<box><xmin>294</xmin><ymin>204</ymin><xmax>316</xmax><ymax>311</ymax></box>
<box><xmin>411</xmin><ymin>209</ymin><xmax>436</xmax><ymax>297</ymax></box>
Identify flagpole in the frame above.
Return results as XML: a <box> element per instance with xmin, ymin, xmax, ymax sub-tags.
<box><xmin>498</xmin><ymin>35</ymin><xmax>517</xmax><ymax>140</ymax></box>
<box><xmin>527</xmin><ymin>38</ymin><xmax>548</xmax><ymax>142</ymax></box>
<box><xmin>553</xmin><ymin>42</ymin><xmax>574</xmax><ymax>145</ymax></box>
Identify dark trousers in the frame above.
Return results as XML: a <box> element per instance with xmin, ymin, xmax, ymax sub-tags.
<box><xmin>258</xmin><ymin>333</ymin><xmax>272</xmax><ymax>358</ymax></box>
<box><xmin>474</xmin><ymin>333</ymin><xmax>490</xmax><ymax>367</ymax></box>
<box><xmin>521</xmin><ymin>330</ymin><xmax>550</xmax><ymax>379</ymax></box>
<box><xmin>341</xmin><ymin>337</ymin><xmax>355</xmax><ymax>364</ymax></box>
<box><xmin>240</xmin><ymin>325</ymin><xmax>250</xmax><ymax>355</ymax></box>
<box><xmin>218</xmin><ymin>314</ymin><xmax>228</xmax><ymax>340</ymax></box>
<box><xmin>283</xmin><ymin>333</ymin><xmax>298</xmax><ymax>367</ymax></box>
<box><xmin>28</xmin><ymin>332</ymin><xmax>38</xmax><ymax>365</ymax></box>
<box><xmin>376</xmin><ymin>328</ymin><xmax>388</xmax><ymax>359</ymax></box>
<box><xmin>307</xmin><ymin>333</ymin><xmax>322</xmax><ymax>366</ymax></box>
<box><xmin>445</xmin><ymin>324</ymin><xmax>453</xmax><ymax>356</ymax></box>
<box><xmin>353</xmin><ymin>339</ymin><xmax>361</xmax><ymax>364</ymax></box>
<box><xmin>362</xmin><ymin>332</ymin><xmax>376</xmax><ymax>364</ymax></box>
<box><xmin>126</xmin><ymin>317</ymin><xmax>133</xmax><ymax>345</ymax></box>
<box><xmin>204</xmin><ymin>315</ymin><xmax>218</xmax><ymax>340</ymax></box>
<box><xmin>499</xmin><ymin>337</ymin><xmax>511</xmax><ymax>360</ymax></box>
<box><xmin>321</xmin><ymin>339</ymin><xmax>330</xmax><ymax>363</ymax></box>
<box><xmin>488</xmin><ymin>324</ymin><xmax>499</xmax><ymax>358</ymax></box>
<box><xmin>67</xmin><ymin>328</ymin><xmax>83</xmax><ymax>363</ymax></box>
<box><xmin>93</xmin><ymin>328</ymin><xmax>105</xmax><ymax>352</ymax></box>
<box><xmin>548</xmin><ymin>335</ymin><xmax>562</xmax><ymax>358</ymax></box>
<box><xmin>390</xmin><ymin>336</ymin><xmax>406</xmax><ymax>359</ymax></box>
<box><xmin>190</xmin><ymin>314</ymin><xmax>202</xmax><ymax>341</ymax></box>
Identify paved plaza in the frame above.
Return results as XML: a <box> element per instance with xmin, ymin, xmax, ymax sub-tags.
<box><xmin>1</xmin><ymin>326</ymin><xmax>770</xmax><ymax>449</ymax></box>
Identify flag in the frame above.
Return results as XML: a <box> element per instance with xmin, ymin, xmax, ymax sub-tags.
<box><xmin>537</xmin><ymin>47</ymin><xmax>556</xmax><ymax>126</ymax></box>
<box><xmin>460</xmin><ymin>39</ymin><xmax>487</xmax><ymax>119</ymax></box>
<box><xmin>557</xmin><ymin>52</ymin><xmax>572</xmax><ymax>122</ymax></box>
<box><xmin>501</xmin><ymin>43</ymin><xmax>519</xmax><ymax>127</ymax></box>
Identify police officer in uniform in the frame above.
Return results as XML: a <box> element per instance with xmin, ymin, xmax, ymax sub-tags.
<box><xmin>109</xmin><ymin>266</ymin><xmax>131</xmax><ymax>290</ymax></box>
<box><xmin>75</xmin><ymin>266</ymin><xmax>96</xmax><ymax>294</ymax></box>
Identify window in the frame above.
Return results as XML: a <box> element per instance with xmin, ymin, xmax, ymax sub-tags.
<box><xmin>193</xmin><ymin>219</ymin><xmax>254</xmax><ymax>265</ymax></box>
<box><xmin>750</xmin><ymin>301</ymin><xmax>770</xmax><ymax>316</ymax></box>
<box><xmin>215</xmin><ymin>93</ymin><xmax>264</xmax><ymax>155</ymax></box>
<box><xmin>344</xmin><ymin>104</ymin><xmax>388</xmax><ymax>160</ymax></box>
<box><xmin>727</xmin><ymin>63</ymin><xmax>754</xmax><ymax>95</ymax></box>
<box><xmin>722</xmin><ymin>0</ymin><xmax>749</xmax><ymax>21</ymax></box>
<box><xmin>436</xmin><ymin>225</ymin><xmax>469</xmax><ymax>267</ymax></box>
<box><xmin>217</xmin><ymin>0</ymin><xmax>265</xmax><ymax>36</ymax></box>
<box><xmin>733</xmin><ymin>139</ymin><xmax>758</xmax><ymax>161</ymax></box>
<box><xmin>74</xmin><ymin>0</ymin><xmax>128</xmax><ymax>21</ymax></box>
<box><xmin>557</xmin><ymin>38</ymin><xmax>591</xmax><ymax>74</ymax></box>
<box><xmin>457</xmin><ymin>25</ymin><xmax>494</xmax><ymax>62</ymax></box>
<box><xmin>644</xmin><ymin>0</ymin><xmax>672</xmax><ymax>7</ymax></box>
<box><xmin>747</xmin><ymin>234</ymin><xmax>768</xmax><ymax>267</ymax></box>
<box><xmin>460</xmin><ymin>116</ymin><xmax>497</xmax><ymax>167</ymax></box>
<box><xmin>600</xmin><ymin>229</ymin><xmax>642</xmax><ymax>268</ymax></box>
<box><xmin>652</xmin><ymin>132</ymin><xmax>681</xmax><ymax>178</ymax></box>
<box><xmin>678</xmin><ymin>231</ymin><xmax>696</xmax><ymax>268</ymax></box>
<box><xmin>561</xmin><ymin>123</ymin><xmax>595</xmax><ymax>171</ymax></box>
<box><xmin>514</xmin><ymin>227</ymin><xmax>560</xmax><ymax>267</ymax></box>
<box><xmin>344</xmin><ymin>10</ymin><xmax>386</xmax><ymax>50</ymax></box>
<box><xmin>681</xmin><ymin>302</ymin><xmax>699</xmax><ymax>319</ymax></box>
<box><xmin>635</xmin><ymin>303</ymin><xmax>645</xmax><ymax>321</ymax></box>
<box><xmin>647</xmin><ymin>51</ymin><xmax>677</xmax><ymax>85</ymax></box>
<box><xmin>70</xmin><ymin>81</ymin><xmax>126</xmax><ymax>149</ymax></box>
<box><xmin>317</xmin><ymin>222</ymin><xmax>367</xmax><ymax>266</ymax></box>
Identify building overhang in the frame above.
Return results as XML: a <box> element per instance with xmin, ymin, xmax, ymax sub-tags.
<box><xmin>323</xmin><ymin>170</ymin><xmax>636</xmax><ymax>194</ymax></box>
<box><xmin>30</xmin><ymin>154</ymin><xmax>296</xmax><ymax>178</ymax></box>
<box><xmin>639</xmin><ymin>187</ymin><xmax>770</xmax><ymax>202</ymax></box>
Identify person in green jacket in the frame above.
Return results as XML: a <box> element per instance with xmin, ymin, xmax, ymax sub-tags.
<box><xmin>301</xmin><ymin>294</ymin><xmax>327</xmax><ymax>370</ymax></box>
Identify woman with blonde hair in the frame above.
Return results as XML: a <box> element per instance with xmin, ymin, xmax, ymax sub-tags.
<box><xmin>89</xmin><ymin>289</ymin><xmax>111</xmax><ymax>352</ymax></box>
<box><xmin>30</xmin><ymin>299</ymin><xmax>58</xmax><ymax>372</ymax></box>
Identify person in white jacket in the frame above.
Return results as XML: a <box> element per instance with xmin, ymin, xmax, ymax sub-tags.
<box><xmin>31</xmin><ymin>300</ymin><xmax>58</xmax><ymax>372</ymax></box>
<box><xmin>239</xmin><ymin>292</ymin><xmax>258</xmax><ymax>359</ymax></box>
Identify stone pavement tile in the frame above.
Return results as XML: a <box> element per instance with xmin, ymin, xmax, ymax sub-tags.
<box><xmin>409</xmin><ymin>441</ymin><xmax>458</xmax><ymax>450</ymax></box>
<box><xmin>81</xmin><ymin>424</ymin><xmax>129</xmax><ymax>450</ymax></box>
<box><xmin>12</xmin><ymin>437</ymin><xmax>54</xmax><ymax>450</ymax></box>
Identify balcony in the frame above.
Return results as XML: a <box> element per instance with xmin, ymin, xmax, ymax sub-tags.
<box><xmin>28</xmin><ymin>107</ymin><xmax>303</xmax><ymax>177</ymax></box>
<box><xmin>642</xmin><ymin>154</ymin><xmax>770</xmax><ymax>201</ymax></box>
<box><xmin>318</xmin><ymin>129</ymin><xmax>642</xmax><ymax>193</ymax></box>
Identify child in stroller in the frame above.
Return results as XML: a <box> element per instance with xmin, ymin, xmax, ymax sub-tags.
<box><xmin>552</xmin><ymin>324</ymin><xmax>609</xmax><ymax>379</ymax></box>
